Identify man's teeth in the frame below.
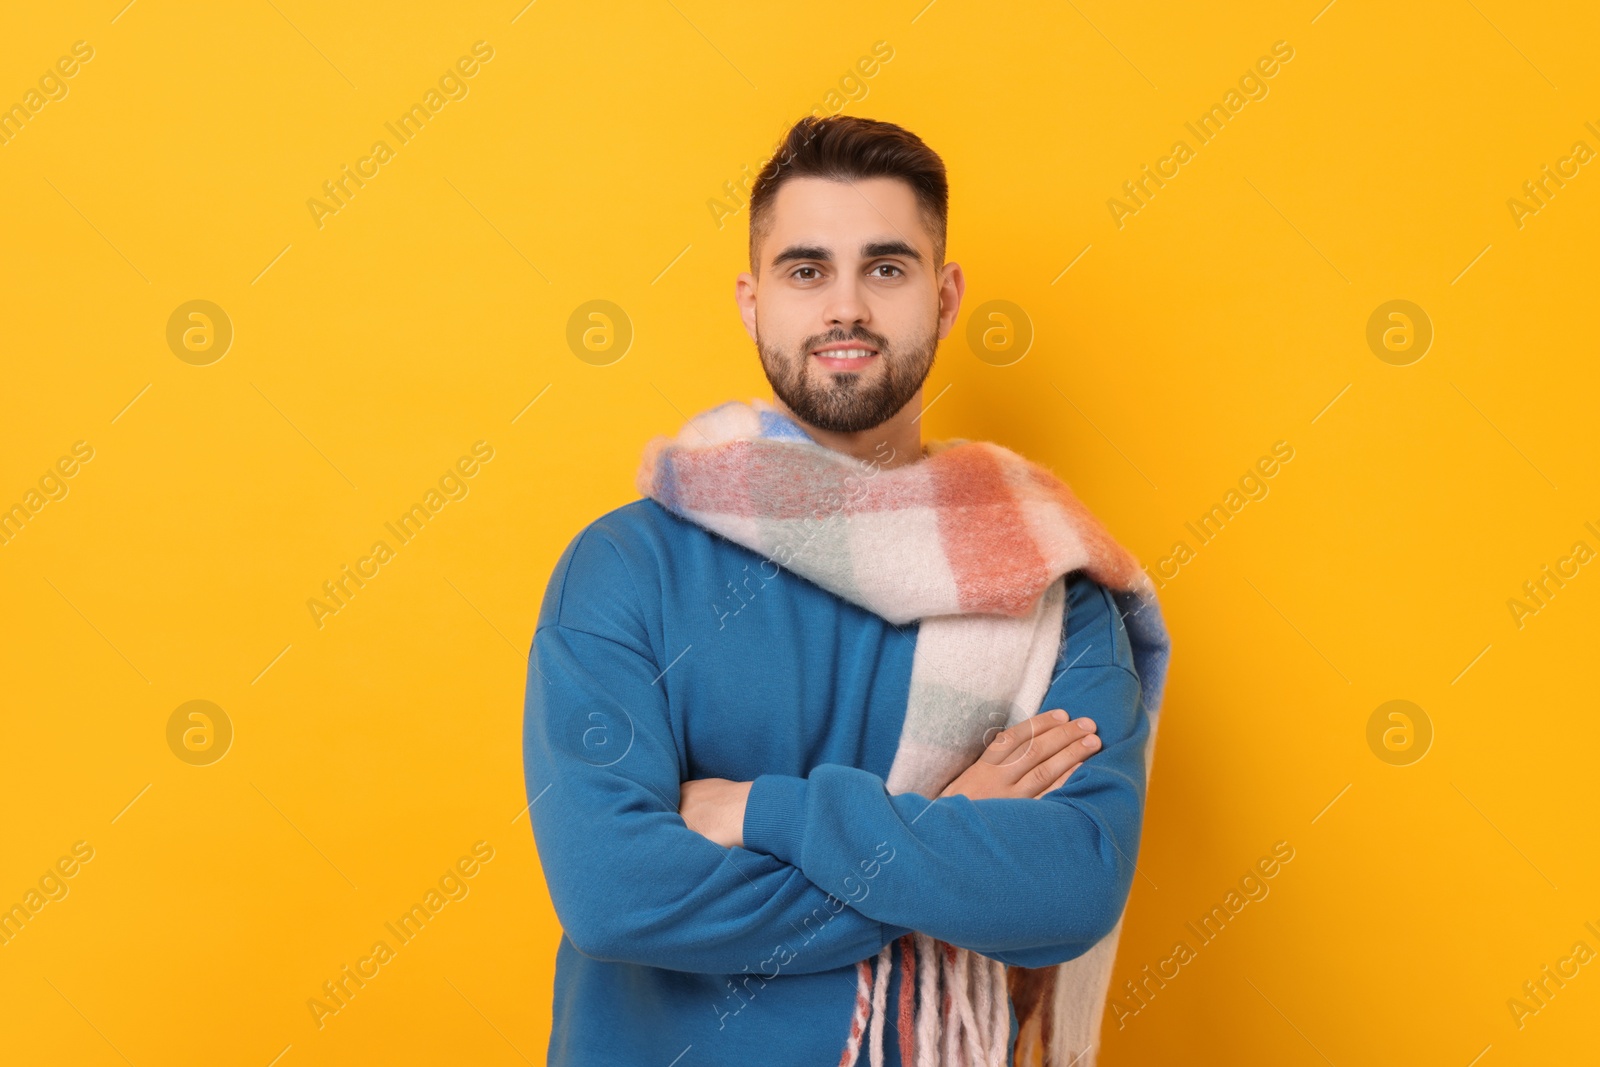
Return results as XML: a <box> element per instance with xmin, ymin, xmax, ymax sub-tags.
<box><xmin>817</xmin><ymin>348</ymin><xmax>877</xmax><ymax>359</ymax></box>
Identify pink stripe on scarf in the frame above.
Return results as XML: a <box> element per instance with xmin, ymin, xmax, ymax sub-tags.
<box><xmin>930</xmin><ymin>446</ymin><xmax>1053</xmax><ymax>616</ymax></box>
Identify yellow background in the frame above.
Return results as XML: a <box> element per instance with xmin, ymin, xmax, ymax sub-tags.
<box><xmin>3</xmin><ymin>0</ymin><xmax>1596</xmax><ymax>1063</ymax></box>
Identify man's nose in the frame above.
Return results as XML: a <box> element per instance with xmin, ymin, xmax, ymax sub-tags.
<box><xmin>822</xmin><ymin>271</ymin><xmax>870</xmax><ymax>330</ymax></box>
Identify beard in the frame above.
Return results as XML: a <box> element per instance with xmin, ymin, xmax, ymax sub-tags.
<box><xmin>756</xmin><ymin>316</ymin><xmax>940</xmax><ymax>434</ymax></box>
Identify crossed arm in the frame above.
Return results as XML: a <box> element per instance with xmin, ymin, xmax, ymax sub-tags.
<box><xmin>679</xmin><ymin>702</ymin><xmax>1104</xmax><ymax>848</ymax></box>
<box><xmin>522</xmin><ymin>534</ymin><xmax>1148</xmax><ymax>974</ymax></box>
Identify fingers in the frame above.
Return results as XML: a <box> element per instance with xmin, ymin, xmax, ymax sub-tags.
<box><xmin>981</xmin><ymin>708</ymin><xmax>1061</xmax><ymax>754</ymax></box>
<box><xmin>998</xmin><ymin>717</ymin><xmax>1087</xmax><ymax>777</ymax></box>
<box><xmin>984</xmin><ymin>709</ymin><xmax>1096</xmax><ymax>775</ymax></box>
<box><xmin>942</xmin><ymin>709</ymin><xmax>1103</xmax><ymax>803</ymax></box>
<box><xmin>1036</xmin><ymin>762</ymin><xmax>1082</xmax><ymax>798</ymax></box>
<box><xmin>981</xmin><ymin>709</ymin><xmax>1067</xmax><ymax>765</ymax></box>
<box><xmin>1023</xmin><ymin>730</ymin><xmax>1101</xmax><ymax>796</ymax></box>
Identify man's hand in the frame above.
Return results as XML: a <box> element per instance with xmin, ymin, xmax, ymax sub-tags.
<box><xmin>937</xmin><ymin>708</ymin><xmax>1100</xmax><ymax>801</ymax></box>
<box><xmin>678</xmin><ymin>777</ymin><xmax>753</xmax><ymax>848</ymax></box>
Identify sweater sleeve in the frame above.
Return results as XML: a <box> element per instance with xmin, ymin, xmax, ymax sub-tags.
<box><xmin>522</xmin><ymin>526</ymin><xmax>907</xmax><ymax>975</ymax></box>
<box><xmin>741</xmin><ymin>572</ymin><xmax>1149</xmax><ymax>968</ymax></box>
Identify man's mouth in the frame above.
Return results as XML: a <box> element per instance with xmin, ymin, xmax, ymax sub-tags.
<box><xmin>811</xmin><ymin>343</ymin><xmax>880</xmax><ymax>371</ymax></box>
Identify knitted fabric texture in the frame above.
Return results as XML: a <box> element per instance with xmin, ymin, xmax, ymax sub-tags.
<box><xmin>634</xmin><ymin>398</ymin><xmax>1173</xmax><ymax>1067</ymax></box>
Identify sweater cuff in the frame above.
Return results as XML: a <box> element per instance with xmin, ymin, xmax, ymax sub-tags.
<box><xmin>742</xmin><ymin>774</ymin><xmax>809</xmax><ymax>864</ymax></box>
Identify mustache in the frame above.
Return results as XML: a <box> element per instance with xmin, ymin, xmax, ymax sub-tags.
<box><xmin>803</xmin><ymin>328</ymin><xmax>889</xmax><ymax>353</ymax></box>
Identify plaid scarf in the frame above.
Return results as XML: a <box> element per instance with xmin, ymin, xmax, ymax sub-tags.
<box><xmin>635</xmin><ymin>398</ymin><xmax>1172</xmax><ymax>1067</ymax></box>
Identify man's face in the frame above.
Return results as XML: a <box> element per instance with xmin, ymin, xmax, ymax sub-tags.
<box><xmin>735</xmin><ymin>176</ymin><xmax>963</xmax><ymax>434</ymax></box>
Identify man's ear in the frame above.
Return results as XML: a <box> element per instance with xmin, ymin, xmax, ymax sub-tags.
<box><xmin>735</xmin><ymin>271</ymin><xmax>759</xmax><ymax>343</ymax></box>
<box><xmin>936</xmin><ymin>261</ymin><xmax>966</xmax><ymax>341</ymax></box>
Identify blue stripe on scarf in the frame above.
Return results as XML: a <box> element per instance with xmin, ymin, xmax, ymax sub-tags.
<box><xmin>656</xmin><ymin>451</ymin><xmax>683</xmax><ymax>512</ymax></box>
<box><xmin>758</xmin><ymin>407</ymin><xmax>813</xmax><ymax>442</ymax></box>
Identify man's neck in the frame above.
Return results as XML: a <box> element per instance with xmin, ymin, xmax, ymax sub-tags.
<box><xmin>772</xmin><ymin>391</ymin><xmax>925</xmax><ymax>470</ymax></box>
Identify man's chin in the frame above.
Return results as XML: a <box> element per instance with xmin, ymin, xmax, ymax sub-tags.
<box><xmin>789</xmin><ymin>396</ymin><xmax>898</xmax><ymax>434</ymax></box>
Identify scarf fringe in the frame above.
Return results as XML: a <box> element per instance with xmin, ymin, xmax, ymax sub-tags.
<box><xmin>839</xmin><ymin>956</ymin><xmax>873</xmax><ymax>1067</ymax></box>
<box><xmin>839</xmin><ymin>935</ymin><xmax>1016</xmax><ymax>1067</ymax></box>
<box><xmin>897</xmin><ymin>933</ymin><xmax>918</xmax><ymax>1063</ymax></box>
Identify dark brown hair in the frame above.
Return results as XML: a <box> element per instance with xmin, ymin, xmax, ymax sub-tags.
<box><xmin>747</xmin><ymin>115</ymin><xmax>949</xmax><ymax>275</ymax></box>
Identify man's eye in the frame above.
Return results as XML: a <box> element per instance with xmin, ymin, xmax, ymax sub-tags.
<box><xmin>872</xmin><ymin>264</ymin><xmax>904</xmax><ymax>278</ymax></box>
<box><xmin>793</xmin><ymin>267</ymin><xmax>820</xmax><ymax>281</ymax></box>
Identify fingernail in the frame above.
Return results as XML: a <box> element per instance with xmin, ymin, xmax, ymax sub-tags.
<box><xmin>1051</xmin><ymin>710</ymin><xmax>1068</xmax><ymax>721</ymax></box>
<box><xmin>1080</xmin><ymin>719</ymin><xmax>1095</xmax><ymax>732</ymax></box>
<box><xmin>1085</xmin><ymin>736</ymin><xmax>1099</xmax><ymax>748</ymax></box>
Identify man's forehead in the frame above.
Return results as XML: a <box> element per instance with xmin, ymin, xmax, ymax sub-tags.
<box><xmin>762</xmin><ymin>177</ymin><xmax>932</xmax><ymax>264</ymax></box>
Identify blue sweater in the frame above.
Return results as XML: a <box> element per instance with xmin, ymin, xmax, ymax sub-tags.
<box><xmin>523</xmin><ymin>497</ymin><xmax>1148</xmax><ymax>1066</ymax></box>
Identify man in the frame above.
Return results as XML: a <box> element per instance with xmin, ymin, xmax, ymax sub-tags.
<box><xmin>523</xmin><ymin>115</ymin><xmax>1168</xmax><ymax>1066</ymax></box>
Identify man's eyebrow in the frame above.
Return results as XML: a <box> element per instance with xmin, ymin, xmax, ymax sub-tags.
<box><xmin>769</xmin><ymin>240</ymin><xmax>924</xmax><ymax>268</ymax></box>
<box><xmin>861</xmin><ymin>240</ymin><xmax>922</xmax><ymax>262</ymax></box>
<box><xmin>770</xmin><ymin>244</ymin><xmax>833</xmax><ymax>267</ymax></box>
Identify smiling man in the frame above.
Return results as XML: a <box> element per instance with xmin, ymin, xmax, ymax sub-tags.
<box><xmin>523</xmin><ymin>115</ymin><xmax>1171</xmax><ymax>1067</ymax></box>
<box><xmin>741</xmin><ymin>171</ymin><xmax>949</xmax><ymax>466</ymax></box>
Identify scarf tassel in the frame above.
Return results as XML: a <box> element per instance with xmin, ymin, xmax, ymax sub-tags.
<box><xmin>838</xmin><ymin>934</ymin><xmax>1014</xmax><ymax>1067</ymax></box>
